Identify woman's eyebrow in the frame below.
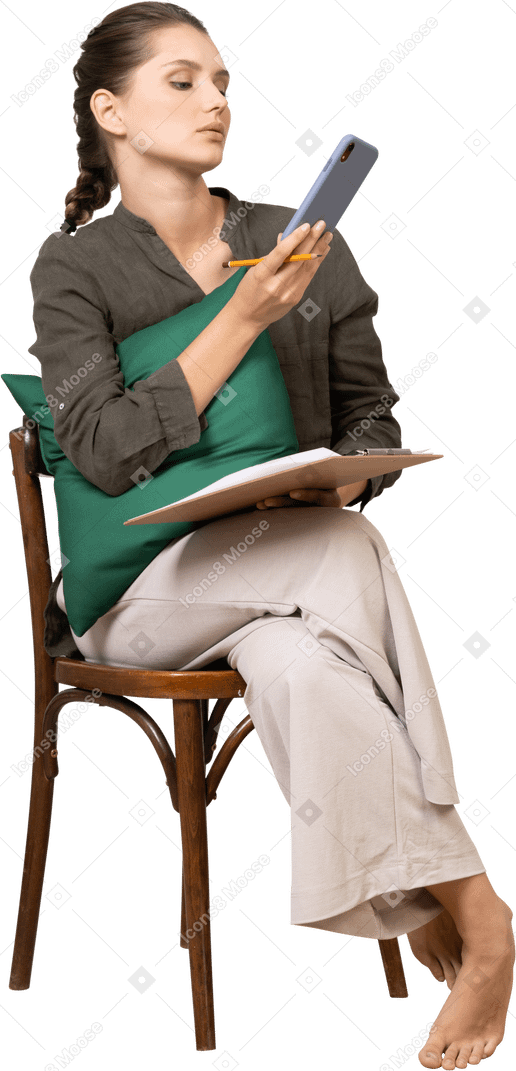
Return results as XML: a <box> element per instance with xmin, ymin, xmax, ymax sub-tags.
<box><xmin>160</xmin><ymin>59</ymin><xmax>230</xmax><ymax>79</ymax></box>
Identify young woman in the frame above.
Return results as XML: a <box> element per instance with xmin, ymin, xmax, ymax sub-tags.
<box><xmin>28</xmin><ymin>5</ymin><xmax>513</xmax><ymax>1067</ymax></box>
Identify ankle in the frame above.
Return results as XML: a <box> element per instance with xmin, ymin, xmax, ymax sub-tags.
<box><xmin>426</xmin><ymin>878</ymin><xmax>512</xmax><ymax>947</ymax></box>
<box><xmin>460</xmin><ymin>899</ymin><xmax>515</xmax><ymax>956</ymax></box>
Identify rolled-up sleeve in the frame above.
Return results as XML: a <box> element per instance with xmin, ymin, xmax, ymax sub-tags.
<box><xmin>327</xmin><ymin>228</ymin><xmax>403</xmax><ymax>512</ymax></box>
<box><xmin>27</xmin><ymin>234</ymin><xmax>208</xmax><ymax>497</ymax></box>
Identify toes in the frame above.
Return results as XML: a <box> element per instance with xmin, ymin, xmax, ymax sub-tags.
<box><xmin>419</xmin><ymin>1047</ymin><xmax>443</xmax><ymax>1068</ymax></box>
<box><xmin>468</xmin><ymin>1041</ymin><xmax>484</xmax><ymax>1064</ymax></box>
<box><xmin>417</xmin><ymin>1036</ymin><xmax>445</xmax><ymax>1071</ymax></box>
<box><xmin>483</xmin><ymin>1038</ymin><xmax>498</xmax><ymax>1057</ymax></box>
<box><xmin>442</xmin><ymin>1045</ymin><xmax>459</xmax><ymax>1069</ymax></box>
<box><xmin>454</xmin><ymin>1046</ymin><xmax>473</xmax><ymax>1069</ymax></box>
<box><xmin>440</xmin><ymin>959</ymin><xmax>457</xmax><ymax>990</ymax></box>
<box><xmin>416</xmin><ymin>952</ymin><xmax>447</xmax><ymax>982</ymax></box>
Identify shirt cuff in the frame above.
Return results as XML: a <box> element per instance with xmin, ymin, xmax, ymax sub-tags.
<box><xmin>144</xmin><ymin>358</ymin><xmax>209</xmax><ymax>451</ymax></box>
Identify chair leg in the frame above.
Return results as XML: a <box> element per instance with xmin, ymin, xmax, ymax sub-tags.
<box><xmin>378</xmin><ymin>937</ymin><xmax>408</xmax><ymax>997</ymax></box>
<box><xmin>173</xmin><ymin>698</ymin><xmax>215</xmax><ymax>1051</ymax></box>
<box><xmin>9</xmin><ymin>735</ymin><xmax>56</xmax><ymax>988</ymax></box>
<box><xmin>179</xmin><ymin>699</ymin><xmax>211</xmax><ymax>949</ymax></box>
<box><xmin>180</xmin><ymin>866</ymin><xmax>187</xmax><ymax>949</ymax></box>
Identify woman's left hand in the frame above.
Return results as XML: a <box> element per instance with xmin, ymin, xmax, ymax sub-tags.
<box><xmin>255</xmin><ymin>488</ymin><xmax>342</xmax><ymax>509</ymax></box>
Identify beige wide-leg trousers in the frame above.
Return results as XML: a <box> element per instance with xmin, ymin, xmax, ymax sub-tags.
<box><xmin>58</xmin><ymin>506</ymin><xmax>485</xmax><ymax>940</ymax></box>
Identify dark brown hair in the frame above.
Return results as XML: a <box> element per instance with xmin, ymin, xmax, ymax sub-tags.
<box><xmin>63</xmin><ymin>2</ymin><xmax>209</xmax><ymax>231</ymax></box>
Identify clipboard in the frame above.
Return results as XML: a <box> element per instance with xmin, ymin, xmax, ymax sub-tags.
<box><xmin>123</xmin><ymin>448</ymin><xmax>442</xmax><ymax>526</ymax></box>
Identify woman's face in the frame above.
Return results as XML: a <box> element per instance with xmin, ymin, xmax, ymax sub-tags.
<box><xmin>97</xmin><ymin>25</ymin><xmax>231</xmax><ymax>175</ymax></box>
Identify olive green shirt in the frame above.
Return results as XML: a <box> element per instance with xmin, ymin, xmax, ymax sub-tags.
<box><xmin>27</xmin><ymin>186</ymin><xmax>402</xmax><ymax>657</ymax></box>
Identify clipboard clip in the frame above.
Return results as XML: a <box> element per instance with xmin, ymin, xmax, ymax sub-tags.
<box><xmin>353</xmin><ymin>448</ymin><xmax>415</xmax><ymax>455</ymax></box>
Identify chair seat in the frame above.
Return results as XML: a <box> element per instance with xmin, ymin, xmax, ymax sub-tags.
<box><xmin>54</xmin><ymin>656</ymin><xmax>246</xmax><ymax>699</ymax></box>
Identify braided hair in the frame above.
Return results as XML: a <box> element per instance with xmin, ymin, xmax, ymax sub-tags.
<box><xmin>61</xmin><ymin>2</ymin><xmax>209</xmax><ymax>234</ymax></box>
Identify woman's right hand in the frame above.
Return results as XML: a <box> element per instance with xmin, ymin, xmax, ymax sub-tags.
<box><xmin>230</xmin><ymin>220</ymin><xmax>333</xmax><ymax>330</ymax></box>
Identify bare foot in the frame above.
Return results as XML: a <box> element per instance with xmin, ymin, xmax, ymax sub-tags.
<box><xmin>408</xmin><ymin>908</ymin><xmax>463</xmax><ymax>989</ymax></box>
<box><xmin>418</xmin><ymin>897</ymin><xmax>514</xmax><ymax>1068</ymax></box>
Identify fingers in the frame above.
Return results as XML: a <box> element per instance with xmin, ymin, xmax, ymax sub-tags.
<box><xmin>267</xmin><ymin>220</ymin><xmax>329</xmax><ymax>273</ymax></box>
<box><xmin>255</xmin><ymin>495</ymin><xmax>303</xmax><ymax>508</ymax></box>
<box><xmin>266</xmin><ymin>223</ymin><xmax>313</xmax><ymax>269</ymax></box>
<box><xmin>291</xmin><ymin>225</ymin><xmax>334</xmax><ymax>272</ymax></box>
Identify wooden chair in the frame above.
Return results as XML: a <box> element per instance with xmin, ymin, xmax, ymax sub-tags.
<box><xmin>7</xmin><ymin>415</ymin><xmax>408</xmax><ymax>1051</ymax></box>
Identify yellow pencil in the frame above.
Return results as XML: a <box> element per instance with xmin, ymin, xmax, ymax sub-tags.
<box><xmin>222</xmin><ymin>254</ymin><xmax>323</xmax><ymax>268</ymax></box>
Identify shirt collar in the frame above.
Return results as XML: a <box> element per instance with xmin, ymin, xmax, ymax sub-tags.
<box><xmin>112</xmin><ymin>187</ymin><xmax>244</xmax><ymax>244</ymax></box>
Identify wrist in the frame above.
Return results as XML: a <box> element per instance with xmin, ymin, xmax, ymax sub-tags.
<box><xmin>228</xmin><ymin>292</ymin><xmax>268</xmax><ymax>334</ymax></box>
<box><xmin>337</xmin><ymin>478</ymin><xmax>369</xmax><ymax>507</ymax></box>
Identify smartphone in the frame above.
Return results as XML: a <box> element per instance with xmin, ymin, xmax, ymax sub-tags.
<box><xmin>281</xmin><ymin>134</ymin><xmax>378</xmax><ymax>239</ymax></box>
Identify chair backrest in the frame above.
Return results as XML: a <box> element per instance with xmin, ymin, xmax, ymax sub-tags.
<box><xmin>8</xmin><ymin>416</ymin><xmax>237</xmax><ymax>690</ymax></box>
<box><xmin>9</xmin><ymin>415</ymin><xmax>56</xmax><ymax>687</ymax></box>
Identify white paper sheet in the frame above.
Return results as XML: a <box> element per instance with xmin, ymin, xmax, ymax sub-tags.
<box><xmin>171</xmin><ymin>447</ymin><xmax>339</xmax><ymax>505</ymax></box>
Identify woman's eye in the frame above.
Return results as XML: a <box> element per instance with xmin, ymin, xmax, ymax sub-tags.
<box><xmin>170</xmin><ymin>81</ymin><xmax>228</xmax><ymax>99</ymax></box>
